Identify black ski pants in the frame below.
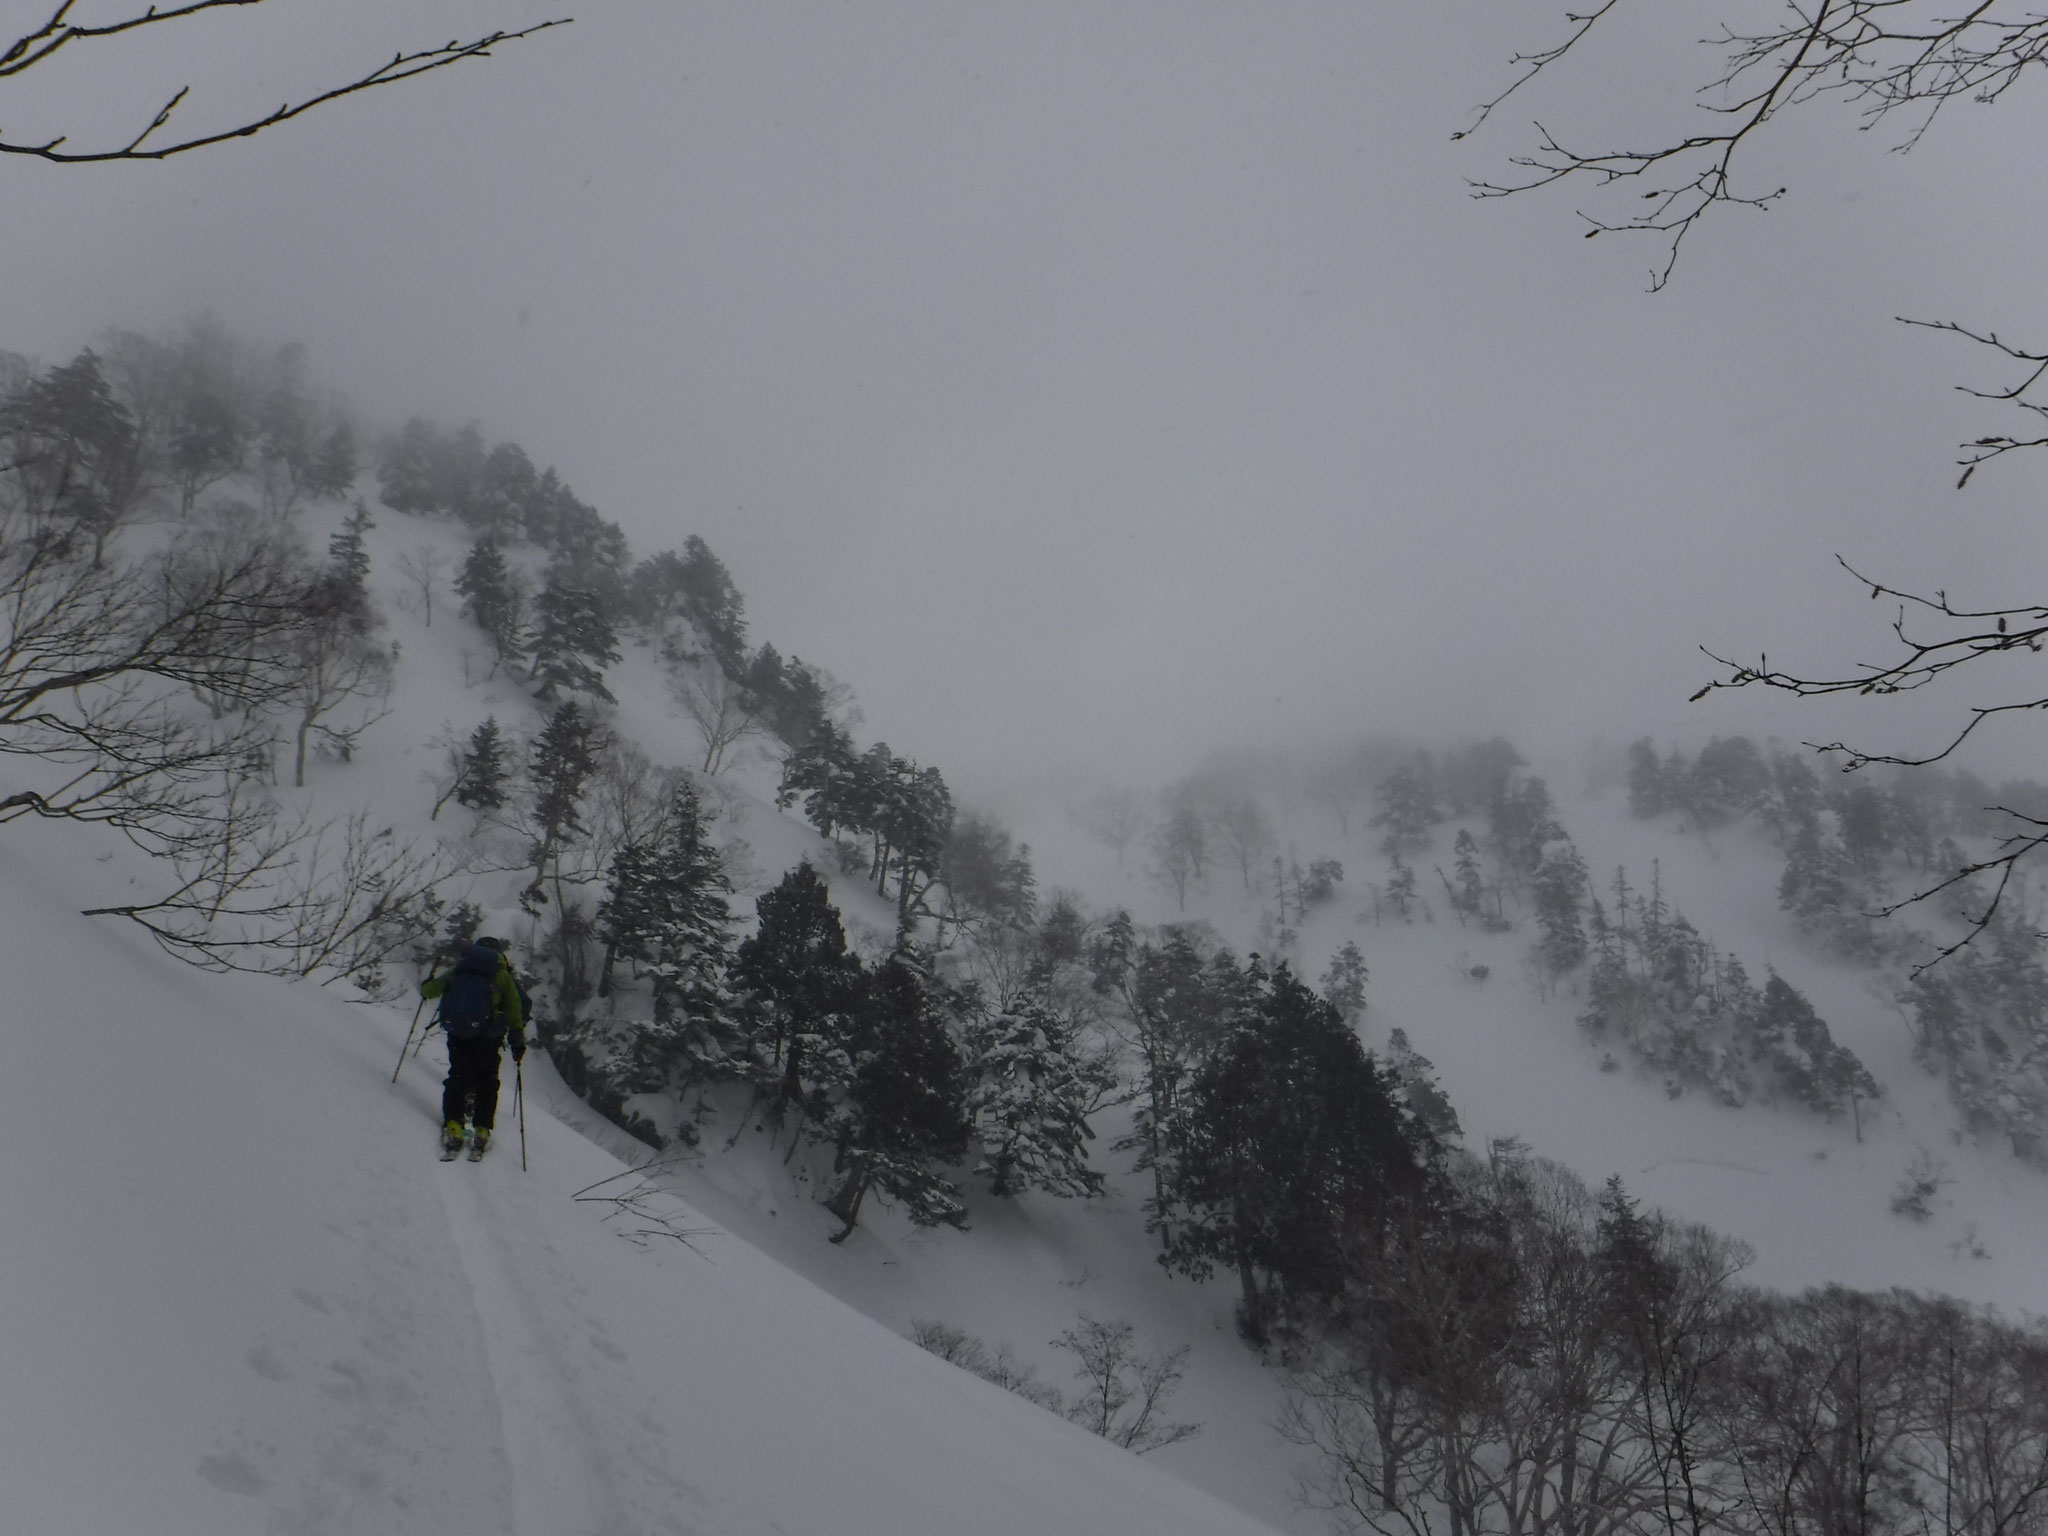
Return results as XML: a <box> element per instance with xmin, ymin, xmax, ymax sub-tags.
<box><xmin>442</xmin><ymin>1034</ymin><xmax>505</xmax><ymax>1129</ymax></box>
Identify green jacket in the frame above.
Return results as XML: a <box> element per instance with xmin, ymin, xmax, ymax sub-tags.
<box><xmin>421</xmin><ymin>951</ymin><xmax>527</xmax><ymax>1049</ymax></box>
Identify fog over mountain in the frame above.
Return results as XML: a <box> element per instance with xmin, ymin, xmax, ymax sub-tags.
<box><xmin>9</xmin><ymin>0</ymin><xmax>2042</xmax><ymax>790</ymax></box>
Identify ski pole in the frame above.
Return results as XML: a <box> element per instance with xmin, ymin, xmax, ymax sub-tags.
<box><xmin>391</xmin><ymin>992</ymin><xmax>431</xmax><ymax>1084</ymax></box>
<box><xmin>516</xmin><ymin>1058</ymin><xmax>528</xmax><ymax>1172</ymax></box>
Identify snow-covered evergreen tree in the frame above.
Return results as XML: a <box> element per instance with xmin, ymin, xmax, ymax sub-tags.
<box><xmin>453</xmin><ymin>715</ymin><xmax>508</xmax><ymax>810</ymax></box>
<box><xmin>964</xmin><ymin>995</ymin><xmax>1110</xmax><ymax>1199</ymax></box>
<box><xmin>1160</xmin><ymin>960</ymin><xmax>1434</xmax><ymax>1343</ymax></box>
<box><xmin>1449</xmin><ymin>828</ymin><xmax>1489</xmax><ymax>923</ymax></box>
<box><xmin>729</xmin><ymin>861</ymin><xmax>864</xmax><ymax>1116</ymax></box>
<box><xmin>618</xmin><ymin>783</ymin><xmax>740</xmax><ymax>1093</ymax></box>
<box><xmin>1382</xmin><ymin>846</ymin><xmax>1419</xmax><ymax>922</ymax></box>
<box><xmin>527</xmin><ymin>700</ymin><xmax>606</xmax><ymax>894</ymax></box>
<box><xmin>1580</xmin><ymin>862</ymin><xmax>1878</xmax><ymax>1124</ymax></box>
<box><xmin>1531</xmin><ymin>839</ymin><xmax>1590</xmax><ymax>985</ymax></box>
<box><xmin>1318</xmin><ymin>941</ymin><xmax>1369</xmax><ymax>1023</ymax></box>
<box><xmin>1384</xmin><ymin>1027</ymin><xmax>1462</xmax><ymax>1144</ymax></box>
<box><xmin>454</xmin><ymin>535</ymin><xmax>526</xmax><ymax>667</ymax></box>
<box><xmin>529</xmin><ymin>552</ymin><xmax>622</xmax><ymax>701</ymax></box>
<box><xmin>819</xmin><ymin>952</ymin><xmax>974</xmax><ymax>1242</ymax></box>
<box><xmin>1491</xmin><ymin>774</ymin><xmax>1562</xmax><ymax>879</ymax></box>
<box><xmin>1370</xmin><ymin>763</ymin><xmax>1440</xmax><ymax>851</ymax></box>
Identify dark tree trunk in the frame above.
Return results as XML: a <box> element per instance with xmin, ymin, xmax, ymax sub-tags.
<box><xmin>825</xmin><ymin>1161</ymin><xmax>869</xmax><ymax>1243</ymax></box>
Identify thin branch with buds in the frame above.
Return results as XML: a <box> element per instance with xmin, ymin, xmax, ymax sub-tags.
<box><xmin>1463</xmin><ymin>1</ymin><xmax>2048</xmax><ymax>288</ymax></box>
<box><xmin>0</xmin><ymin>6</ymin><xmax>569</xmax><ymax>165</ymax></box>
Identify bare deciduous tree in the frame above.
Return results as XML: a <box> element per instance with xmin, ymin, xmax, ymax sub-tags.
<box><xmin>1052</xmin><ymin>1317</ymin><xmax>1202</xmax><ymax>1455</ymax></box>
<box><xmin>0</xmin><ymin>508</ymin><xmax>304</xmax><ymax>842</ymax></box>
<box><xmin>670</xmin><ymin>659</ymin><xmax>765</xmax><ymax>775</ymax></box>
<box><xmin>83</xmin><ymin>805</ymin><xmax>457</xmax><ymax>988</ymax></box>
<box><xmin>1147</xmin><ymin>804</ymin><xmax>1207</xmax><ymax>912</ymax></box>
<box><xmin>282</xmin><ymin>619</ymin><xmax>391</xmax><ymax>787</ymax></box>
<box><xmin>1074</xmin><ymin>785</ymin><xmax>1146</xmax><ymax>868</ymax></box>
<box><xmin>394</xmin><ymin>543</ymin><xmax>448</xmax><ymax>627</ymax></box>
<box><xmin>421</xmin><ymin>722</ymin><xmax>467</xmax><ymax>821</ymax></box>
<box><xmin>1210</xmin><ymin>796</ymin><xmax>1274</xmax><ymax>894</ymax></box>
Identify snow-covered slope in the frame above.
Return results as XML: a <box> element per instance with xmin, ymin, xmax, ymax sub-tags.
<box><xmin>0</xmin><ymin>821</ymin><xmax>1284</xmax><ymax>1536</ymax></box>
<box><xmin>19</xmin><ymin>490</ymin><xmax>2048</xmax><ymax>1536</ymax></box>
<box><xmin>999</xmin><ymin>773</ymin><xmax>2048</xmax><ymax>1314</ymax></box>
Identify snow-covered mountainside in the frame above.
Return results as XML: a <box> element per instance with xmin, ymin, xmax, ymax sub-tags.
<box><xmin>12</xmin><ymin>377</ymin><xmax>2048</xmax><ymax>1536</ymax></box>
<box><xmin>0</xmin><ymin>816</ymin><xmax>1286</xmax><ymax>1536</ymax></box>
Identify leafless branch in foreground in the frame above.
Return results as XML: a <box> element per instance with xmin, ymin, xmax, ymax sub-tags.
<box><xmin>0</xmin><ymin>5</ymin><xmax>569</xmax><ymax>165</ymax></box>
<box><xmin>82</xmin><ymin>805</ymin><xmax>460</xmax><ymax>986</ymax></box>
<box><xmin>1463</xmin><ymin>2</ymin><xmax>2048</xmax><ymax>288</ymax></box>
<box><xmin>1695</xmin><ymin>556</ymin><xmax>2048</xmax><ymax>961</ymax></box>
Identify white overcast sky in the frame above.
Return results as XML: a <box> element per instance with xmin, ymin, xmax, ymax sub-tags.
<box><xmin>7</xmin><ymin>0</ymin><xmax>2044</xmax><ymax>791</ymax></box>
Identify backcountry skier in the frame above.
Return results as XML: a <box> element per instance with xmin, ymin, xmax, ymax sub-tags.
<box><xmin>421</xmin><ymin>936</ymin><xmax>527</xmax><ymax>1157</ymax></box>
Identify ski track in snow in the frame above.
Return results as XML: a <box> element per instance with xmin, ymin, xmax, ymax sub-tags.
<box><xmin>436</xmin><ymin>1153</ymin><xmax>631</xmax><ymax>1536</ymax></box>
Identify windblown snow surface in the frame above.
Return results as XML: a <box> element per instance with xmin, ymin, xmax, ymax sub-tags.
<box><xmin>12</xmin><ymin>501</ymin><xmax>2048</xmax><ymax>1535</ymax></box>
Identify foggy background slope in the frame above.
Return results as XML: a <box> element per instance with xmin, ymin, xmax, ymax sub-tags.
<box><xmin>7</xmin><ymin>0</ymin><xmax>2042</xmax><ymax>794</ymax></box>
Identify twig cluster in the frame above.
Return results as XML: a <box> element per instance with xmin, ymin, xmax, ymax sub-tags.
<box><xmin>571</xmin><ymin>1160</ymin><xmax>719</xmax><ymax>1255</ymax></box>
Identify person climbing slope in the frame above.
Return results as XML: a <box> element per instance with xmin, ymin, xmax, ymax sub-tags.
<box><xmin>421</xmin><ymin>936</ymin><xmax>527</xmax><ymax>1159</ymax></box>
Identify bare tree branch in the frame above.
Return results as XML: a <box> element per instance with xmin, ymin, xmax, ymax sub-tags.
<box><xmin>83</xmin><ymin>806</ymin><xmax>461</xmax><ymax>986</ymax></box>
<box><xmin>1464</xmin><ymin>2</ymin><xmax>2048</xmax><ymax>287</ymax></box>
<box><xmin>1692</xmin><ymin>555</ymin><xmax>2048</xmax><ymax>773</ymax></box>
<box><xmin>0</xmin><ymin>8</ymin><xmax>569</xmax><ymax>164</ymax></box>
<box><xmin>1695</xmin><ymin>556</ymin><xmax>2048</xmax><ymax>960</ymax></box>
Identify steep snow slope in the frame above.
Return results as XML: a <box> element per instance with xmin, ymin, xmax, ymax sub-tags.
<box><xmin>998</xmin><ymin>772</ymin><xmax>2048</xmax><ymax>1314</ymax></box>
<box><xmin>45</xmin><ymin>501</ymin><xmax>2048</xmax><ymax>1534</ymax></box>
<box><xmin>0</xmin><ymin>821</ymin><xmax>1286</xmax><ymax>1536</ymax></box>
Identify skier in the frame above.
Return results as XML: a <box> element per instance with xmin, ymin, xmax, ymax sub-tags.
<box><xmin>421</xmin><ymin>936</ymin><xmax>527</xmax><ymax>1158</ymax></box>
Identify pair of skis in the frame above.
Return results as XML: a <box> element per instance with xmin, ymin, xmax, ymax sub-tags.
<box><xmin>441</xmin><ymin>1133</ymin><xmax>490</xmax><ymax>1163</ymax></box>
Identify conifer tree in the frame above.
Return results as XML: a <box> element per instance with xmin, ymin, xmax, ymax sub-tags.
<box><xmin>6</xmin><ymin>348</ymin><xmax>139</xmax><ymax>559</ymax></box>
<box><xmin>1491</xmin><ymin>774</ymin><xmax>1562</xmax><ymax>878</ymax></box>
<box><xmin>1161</xmin><ymin>961</ymin><xmax>1434</xmax><ymax>1343</ymax></box>
<box><xmin>1532</xmin><ymin>840</ymin><xmax>1591</xmax><ymax>984</ymax></box>
<box><xmin>1382</xmin><ymin>846</ymin><xmax>1419</xmax><ymax>921</ymax></box>
<box><xmin>529</xmin><ymin>553</ymin><xmax>622</xmax><ymax>701</ymax></box>
<box><xmin>453</xmin><ymin>715</ymin><xmax>508</xmax><ymax>810</ymax></box>
<box><xmin>1384</xmin><ymin>1027</ymin><xmax>1462</xmax><ymax>1143</ymax></box>
<box><xmin>1778</xmin><ymin>820</ymin><xmax>1868</xmax><ymax>954</ymax></box>
<box><xmin>730</xmin><ymin>861</ymin><xmax>863</xmax><ymax>1114</ymax></box>
<box><xmin>819</xmin><ymin>953</ymin><xmax>974</xmax><ymax>1242</ymax></box>
<box><xmin>1318</xmin><ymin>941</ymin><xmax>1369</xmax><ymax>1022</ymax></box>
<box><xmin>455</xmin><ymin>536</ymin><xmax>526</xmax><ymax>668</ymax></box>
<box><xmin>610</xmin><ymin>784</ymin><xmax>740</xmax><ymax>1089</ymax></box>
<box><xmin>1450</xmin><ymin>828</ymin><xmax>1483</xmax><ymax>914</ymax></box>
<box><xmin>594</xmin><ymin>838</ymin><xmax>662</xmax><ymax>996</ymax></box>
<box><xmin>964</xmin><ymin>995</ymin><xmax>1111</xmax><ymax>1200</ymax></box>
<box><xmin>527</xmin><ymin>701</ymin><xmax>606</xmax><ymax>896</ymax></box>
<box><xmin>676</xmin><ymin>534</ymin><xmax>749</xmax><ymax>674</ymax></box>
<box><xmin>1370</xmin><ymin>763</ymin><xmax>1441</xmax><ymax>851</ymax></box>
<box><xmin>377</xmin><ymin>417</ymin><xmax>442</xmax><ymax>513</ymax></box>
<box><xmin>308</xmin><ymin>503</ymin><xmax>375</xmax><ymax>633</ymax></box>
<box><xmin>1627</xmin><ymin>738</ymin><xmax>1668</xmax><ymax>819</ymax></box>
<box><xmin>1099</xmin><ymin>930</ymin><xmax>1247</xmax><ymax>1244</ymax></box>
<box><xmin>1750</xmin><ymin>973</ymin><xmax>1881</xmax><ymax>1123</ymax></box>
<box><xmin>641</xmin><ymin>785</ymin><xmax>735</xmax><ymax>1018</ymax></box>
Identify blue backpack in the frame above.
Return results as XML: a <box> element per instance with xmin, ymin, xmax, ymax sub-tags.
<box><xmin>438</xmin><ymin>943</ymin><xmax>503</xmax><ymax>1041</ymax></box>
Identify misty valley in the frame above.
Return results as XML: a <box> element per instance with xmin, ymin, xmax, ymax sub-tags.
<box><xmin>7</xmin><ymin>323</ymin><xmax>2048</xmax><ymax>1533</ymax></box>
